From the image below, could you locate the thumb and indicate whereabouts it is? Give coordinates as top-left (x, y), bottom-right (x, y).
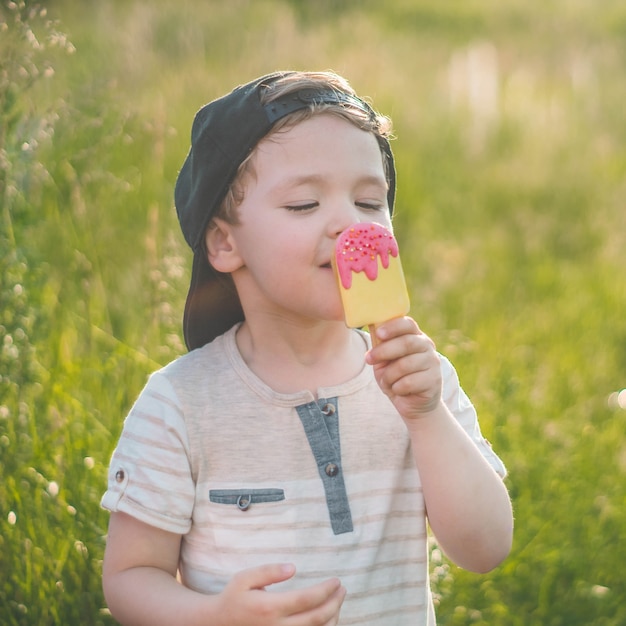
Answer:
top-left (235, 563), bottom-right (296, 591)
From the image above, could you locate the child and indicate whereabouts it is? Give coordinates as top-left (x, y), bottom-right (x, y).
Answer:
top-left (101, 70), bottom-right (513, 626)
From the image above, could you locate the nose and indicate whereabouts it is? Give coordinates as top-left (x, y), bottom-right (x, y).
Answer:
top-left (329, 202), bottom-right (364, 239)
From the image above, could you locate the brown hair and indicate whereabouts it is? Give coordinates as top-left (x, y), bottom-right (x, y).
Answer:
top-left (214, 71), bottom-right (393, 225)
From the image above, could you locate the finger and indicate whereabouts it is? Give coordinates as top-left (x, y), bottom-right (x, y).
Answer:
top-left (388, 365), bottom-right (442, 398)
top-left (280, 577), bottom-right (343, 619)
top-left (286, 582), bottom-right (346, 626)
top-left (233, 563), bottom-right (296, 591)
top-left (372, 317), bottom-right (428, 353)
top-left (373, 316), bottom-right (420, 342)
top-left (313, 584), bottom-right (347, 626)
top-left (368, 330), bottom-right (434, 367)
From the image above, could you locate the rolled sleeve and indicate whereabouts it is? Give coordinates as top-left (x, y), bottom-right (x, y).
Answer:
top-left (101, 372), bottom-right (195, 534)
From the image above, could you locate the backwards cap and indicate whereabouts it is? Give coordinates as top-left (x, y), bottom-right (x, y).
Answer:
top-left (175, 71), bottom-right (396, 350)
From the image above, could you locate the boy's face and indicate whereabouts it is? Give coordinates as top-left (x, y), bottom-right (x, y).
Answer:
top-left (219, 114), bottom-right (393, 325)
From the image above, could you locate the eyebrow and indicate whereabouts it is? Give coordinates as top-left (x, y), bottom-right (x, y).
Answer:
top-left (274, 173), bottom-right (388, 193)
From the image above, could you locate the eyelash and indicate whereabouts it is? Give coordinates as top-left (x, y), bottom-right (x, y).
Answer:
top-left (357, 202), bottom-right (384, 211)
top-left (285, 203), bottom-right (318, 212)
top-left (284, 202), bottom-right (384, 212)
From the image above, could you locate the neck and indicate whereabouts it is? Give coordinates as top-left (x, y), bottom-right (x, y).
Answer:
top-left (235, 319), bottom-right (366, 396)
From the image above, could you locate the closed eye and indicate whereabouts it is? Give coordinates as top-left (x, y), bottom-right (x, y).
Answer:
top-left (284, 202), bottom-right (318, 212)
top-left (356, 201), bottom-right (386, 211)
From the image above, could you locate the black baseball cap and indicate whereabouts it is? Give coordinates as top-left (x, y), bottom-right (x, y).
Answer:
top-left (174, 71), bottom-right (396, 350)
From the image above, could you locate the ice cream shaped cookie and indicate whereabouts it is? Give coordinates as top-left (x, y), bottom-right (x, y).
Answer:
top-left (333, 222), bottom-right (410, 329)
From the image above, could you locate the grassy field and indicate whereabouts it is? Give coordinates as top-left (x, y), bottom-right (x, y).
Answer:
top-left (1, 0), bottom-right (626, 624)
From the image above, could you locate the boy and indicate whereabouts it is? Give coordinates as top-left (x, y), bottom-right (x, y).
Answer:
top-left (101, 70), bottom-right (513, 626)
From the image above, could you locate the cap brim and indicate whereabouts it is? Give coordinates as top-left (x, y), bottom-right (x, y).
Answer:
top-left (183, 250), bottom-right (244, 351)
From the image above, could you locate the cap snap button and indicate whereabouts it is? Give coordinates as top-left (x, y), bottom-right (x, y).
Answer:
top-left (325, 463), bottom-right (339, 477)
top-left (115, 469), bottom-right (125, 483)
top-left (237, 495), bottom-right (251, 511)
top-left (321, 403), bottom-right (335, 416)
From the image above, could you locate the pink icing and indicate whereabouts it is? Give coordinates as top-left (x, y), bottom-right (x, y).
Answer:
top-left (335, 223), bottom-right (399, 289)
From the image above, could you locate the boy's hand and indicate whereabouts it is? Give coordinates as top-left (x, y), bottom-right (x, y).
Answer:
top-left (216, 563), bottom-right (346, 626)
top-left (103, 513), bottom-right (345, 625)
top-left (366, 316), bottom-right (442, 420)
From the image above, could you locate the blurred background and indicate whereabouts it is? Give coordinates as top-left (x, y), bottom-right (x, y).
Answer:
top-left (1, 0), bottom-right (625, 624)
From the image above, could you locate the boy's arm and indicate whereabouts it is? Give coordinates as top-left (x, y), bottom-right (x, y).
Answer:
top-left (103, 512), bottom-right (346, 626)
top-left (366, 317), bottom-right (514, 574)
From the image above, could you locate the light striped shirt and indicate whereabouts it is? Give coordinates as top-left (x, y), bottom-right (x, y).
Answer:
top-left (102, 325), bottom-right (505, 625)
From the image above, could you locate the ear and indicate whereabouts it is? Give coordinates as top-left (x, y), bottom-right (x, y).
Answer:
top-left (205, 218), bottom-right (244, 273)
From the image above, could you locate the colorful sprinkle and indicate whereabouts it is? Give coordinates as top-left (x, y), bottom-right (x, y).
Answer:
top-left (335, 223), bottom-right (399, 289)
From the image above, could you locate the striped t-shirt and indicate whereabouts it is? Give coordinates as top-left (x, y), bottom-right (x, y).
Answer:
top-left (102, 324), bottom-right (506, 625)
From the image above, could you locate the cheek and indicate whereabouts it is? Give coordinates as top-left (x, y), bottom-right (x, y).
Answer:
top-left (233, 212), bottom-right (317, 275)
top-left (241, 235), bottom-right (301, 278)
top-left (256, 229), bottom-right (311, 267)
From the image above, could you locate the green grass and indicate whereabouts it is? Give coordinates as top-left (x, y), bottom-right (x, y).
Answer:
top-left (1, 0), bottom-right (625, 623)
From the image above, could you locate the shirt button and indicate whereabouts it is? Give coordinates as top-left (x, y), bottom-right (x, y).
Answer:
top-left (237, 495), bottom-right (251, 511)
top-left (115, 469), bottom-right (125, 483)
top-left (321, 403), bottom-right (336, 416)
top-left (325, 463), bottom-right (339, 477)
